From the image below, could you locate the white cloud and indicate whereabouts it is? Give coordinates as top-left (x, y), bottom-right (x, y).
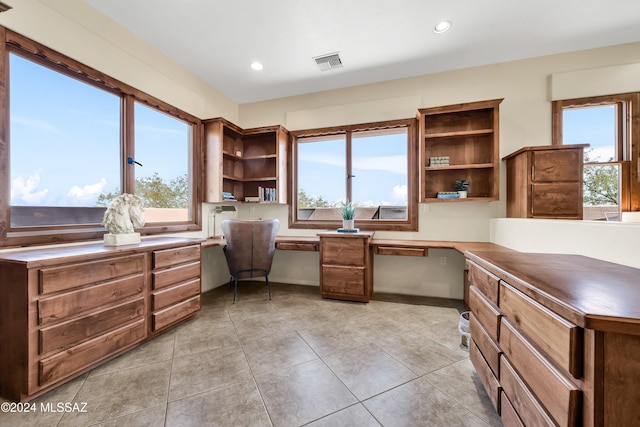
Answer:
top-left (391, 184), bottom-right (408, 201)
top-left (67, 178), bottom-right (107, 201)
top-left (354, 155), bottom-right (406, 174)
top-left (11, 171), bottom-right (48, 204)
top-left (10, 116), bottom-right (60, 134)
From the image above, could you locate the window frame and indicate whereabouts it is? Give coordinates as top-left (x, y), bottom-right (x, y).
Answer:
top-left (552, 93), bottom-right (640, 214)
top-left (0, 27), bottom-right (202, 248)
top-left (289, 118), bottom-right (418, 231)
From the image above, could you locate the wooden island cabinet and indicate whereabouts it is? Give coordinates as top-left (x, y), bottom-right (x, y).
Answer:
top-left (0, 236), bottom-right (203, 402)
top-left (466, 250), bottom-right (640, 427)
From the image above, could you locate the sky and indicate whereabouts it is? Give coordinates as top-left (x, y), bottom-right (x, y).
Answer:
top-left (10, 52), bottom-right (189, 208)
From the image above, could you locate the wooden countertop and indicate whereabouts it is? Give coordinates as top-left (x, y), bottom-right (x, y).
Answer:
top-left (465, 250), bottom-right (640, 335)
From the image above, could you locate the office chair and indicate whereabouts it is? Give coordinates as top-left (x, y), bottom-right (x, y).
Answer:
top-left (221, 218), bottom-right (280, 303)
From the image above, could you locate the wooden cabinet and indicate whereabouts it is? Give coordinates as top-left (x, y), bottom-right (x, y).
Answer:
top-left (417, 99), bottom-right (502, 202)
top-left (0, 237), bottom-right (202, 402)
top-left (318, 231), bottom-right (374, 302)
top-left (504, 144), bottom-right (588, 219)
top-left (203, 117), bottom-right (289, 204)
top-left (465, 250), bottom-right (640, 427)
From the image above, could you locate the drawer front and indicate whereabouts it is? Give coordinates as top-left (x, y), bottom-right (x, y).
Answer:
top-left (500, 282), bottom-right (582, 377)
top-left (276, 242), bottom-right (318, 251)
top-left (39, 298), bottom-right (144, 355)
top-left (500, 356), bottom-right (555, 427)
top-left (152, 261), bottom-right (201, 290)
top-left (374, 246), bottom-right (427, 257)
top-left (469, 286), bottom-right (501, 341)
top-left (39, 255), bottom-right (144, 294)
top-left (469, 341), bottom-right (501, 412)
top-left (153, 245), bottom-right (201, 269)
top-left (467, 260), bottom-right (499, 304)
top-left (321, 265), bottom-right (365, 296)
top-left (500, 391), bottom-right (525, 427)
top-left (470, 312), bottom-right (501, 378)
top-left (38, 274), bottom-right (144, 325)
top-left (39, 319), bottom-right (145, 386)
top-left (321, 238), bottom-right (366, 266)
top-left (152, 295), bottom-right (200, 332)
top-left (532, 149), bottom-right (582, 182)
top-left (531, 183), bottom-right (582, 218)
top-left (152, 278), bottom-right (201, 311)
top-left (499, 318), bottom-right (581, 426)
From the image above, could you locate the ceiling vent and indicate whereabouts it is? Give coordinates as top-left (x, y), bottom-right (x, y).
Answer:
top-left (314, 52), bottom-right (343, 71)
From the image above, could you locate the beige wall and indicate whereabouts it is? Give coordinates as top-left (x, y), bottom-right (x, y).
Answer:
top-left (2, 1), bottom-right (638, 296)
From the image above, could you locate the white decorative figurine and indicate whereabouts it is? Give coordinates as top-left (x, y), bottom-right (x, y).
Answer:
top-left (102, 193), bottom-right (145, 246)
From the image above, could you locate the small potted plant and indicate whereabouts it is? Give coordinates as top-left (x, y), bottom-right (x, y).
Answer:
top-left (455, 179), bottom-right (469, 198)
top-left (339, 201), bottom-right (357, 230)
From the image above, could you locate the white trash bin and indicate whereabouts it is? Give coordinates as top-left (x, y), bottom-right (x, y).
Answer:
top-left (458, 311), bottom-right (470, 349)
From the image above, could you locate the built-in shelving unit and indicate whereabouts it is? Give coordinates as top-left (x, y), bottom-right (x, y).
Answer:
top-left (204, 118), bottom-right (289, 203)
top-left (418, 99), bottom-right (503, 202)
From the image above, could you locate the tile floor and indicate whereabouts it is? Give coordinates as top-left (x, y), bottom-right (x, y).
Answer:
top-left (0, 282), bottom-right (502, 427)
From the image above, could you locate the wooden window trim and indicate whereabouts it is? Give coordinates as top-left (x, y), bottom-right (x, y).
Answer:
top-left (289, 118), bottom-right (418, 232)
top-left (0, 26), bottom-right (203, 248)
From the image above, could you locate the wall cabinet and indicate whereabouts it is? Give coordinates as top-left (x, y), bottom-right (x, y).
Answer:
top-left (418, 99), bottom-right (502, 202)
top-left (504, 144), bottom-right (588, 219)
top-left (466, 250), bottom-right (640, 427)
top-left (203, 117), bottom-right (289, 204)
top-left (318, 231), bottom-right (374, 302)
top-left (0, 237), bottom-right (202, 402)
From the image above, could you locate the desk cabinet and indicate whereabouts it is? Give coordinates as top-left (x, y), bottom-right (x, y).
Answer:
top-left (318, 231), bottom-right (374, 302)
top-left (466, 250), bottom-right (640, 427)
top-left (0, 237), bottom-right (202, 402)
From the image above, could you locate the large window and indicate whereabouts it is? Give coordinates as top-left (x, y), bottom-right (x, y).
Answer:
top-left (2, 29), bottom-right (201, 247)
top-left (291, 119), bottom-right (417, 231)
top-left (553, 93), bottom-right (640, 220)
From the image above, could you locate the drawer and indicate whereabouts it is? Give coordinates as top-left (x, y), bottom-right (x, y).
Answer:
top-left (153, 245), bottom-right (201, 269)
top-left (374, 246), bottom-right (427, 257)
top-left (469, 286), bottom-right (501, 341)
top-left (466, 260), bottom-right (499, 304)
top-left (499, 391), bottom-right (525, 427)
top-left (531, 183), bottom-right (582, 218)
top-left (152, 295), bottom-right (200, 332)
top-left (469, 312), bottom-right (501, 378)
top-left (152, 278), bottom-right (200, 311)
top-left (500, 356), bottom-right (555, 427)
top-left (321, 238), bottom-right (366, 266)
top-left (499, 318), bottom-right (581, 426)
top-left (39, 298), bottom-right (144, 355)
top-left (469, 341), bottom-right (501, 412)
top-left (532, 149), bottom-right (582, 182)
top-left (275, 241), bottom-right (318, 251)
top-left (321, 265), bottom-right (365, 296)
top-left (152, 261), bottom-right (201, 290)
top-left (500, 282), bottom-right (582, 377)
top-left (38, 274), bottom-right (144, 325)
top-left (39, 319), bottom-right (145, 386)
top-left (39, 255), bottom-right (144, 294)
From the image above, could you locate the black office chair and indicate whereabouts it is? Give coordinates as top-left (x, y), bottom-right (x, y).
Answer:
top-left (221, 219), bottom-right (280, 303)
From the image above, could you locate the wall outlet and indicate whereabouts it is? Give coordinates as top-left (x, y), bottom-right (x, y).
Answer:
top-left (440, 257), bottom-right (447, 266)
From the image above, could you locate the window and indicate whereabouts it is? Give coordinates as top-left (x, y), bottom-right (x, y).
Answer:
top-left (553, 93), bottom-right (640, 220)
top-left (291, 119), bottom-right (418, 231)
top-left (2, 30), bottom-right (201, 247)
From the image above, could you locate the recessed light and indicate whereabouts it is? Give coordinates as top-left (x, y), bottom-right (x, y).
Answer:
top-left (250, 61), bottom-right (263, 71)
top-left (434, 20), bottom-right (452, 34)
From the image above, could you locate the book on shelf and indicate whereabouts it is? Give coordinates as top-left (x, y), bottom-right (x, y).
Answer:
top-left (257, 186), bottom-right (277, 202)
top-left (437, 192), bottom-right (460, 199)
top-left (222, 191), bottom-right (237, 201)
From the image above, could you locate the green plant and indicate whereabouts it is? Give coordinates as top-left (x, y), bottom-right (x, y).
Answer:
top-left (455, 179), bottom-right (470, 191)
top-left (339, 201), bottom-right (356, 220)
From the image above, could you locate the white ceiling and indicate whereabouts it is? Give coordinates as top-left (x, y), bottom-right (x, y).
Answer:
top-left (85, 0), bottom-right (640, 104)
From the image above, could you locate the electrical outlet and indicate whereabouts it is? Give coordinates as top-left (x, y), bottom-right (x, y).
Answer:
top-left (440, 257), bottom-right (447, 266)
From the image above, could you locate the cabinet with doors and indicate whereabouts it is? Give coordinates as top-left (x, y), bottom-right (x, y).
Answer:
top-left (0, 236), bottom-right (202, 402)
top-left (465, 249), bottom-right (640, 427)
top-left (203, 117), bottom-right (289, 204)
top-left (318, 231), bottom-right (374, 302)
top-left (504, 144), bottom-right (588, 219)
top-left (417, 99), bottom-right (502, 202)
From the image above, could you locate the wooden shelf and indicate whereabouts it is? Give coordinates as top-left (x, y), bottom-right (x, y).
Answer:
top-left (425, 128), bottom-right (494, 139)
top-left (425, 163), bottom-right (493, 171)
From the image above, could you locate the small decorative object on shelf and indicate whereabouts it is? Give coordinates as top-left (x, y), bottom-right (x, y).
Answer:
top-left (102, 193), bottom-right (145, 246)
top-left (429, 156), bottom-right (450, 167)
top-left (455, 179), bottom-right (470, 198)
top-left (437, 192), bottom-right (460, 199)
top-left (339, 201), bottom-right (357, 230)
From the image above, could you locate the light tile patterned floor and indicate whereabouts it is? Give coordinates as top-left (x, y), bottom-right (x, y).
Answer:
top-left (0, 282), bottom-right (502, 427)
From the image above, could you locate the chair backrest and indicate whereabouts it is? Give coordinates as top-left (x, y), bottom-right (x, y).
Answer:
top-left (221, 219), bottom-right (280, 278)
